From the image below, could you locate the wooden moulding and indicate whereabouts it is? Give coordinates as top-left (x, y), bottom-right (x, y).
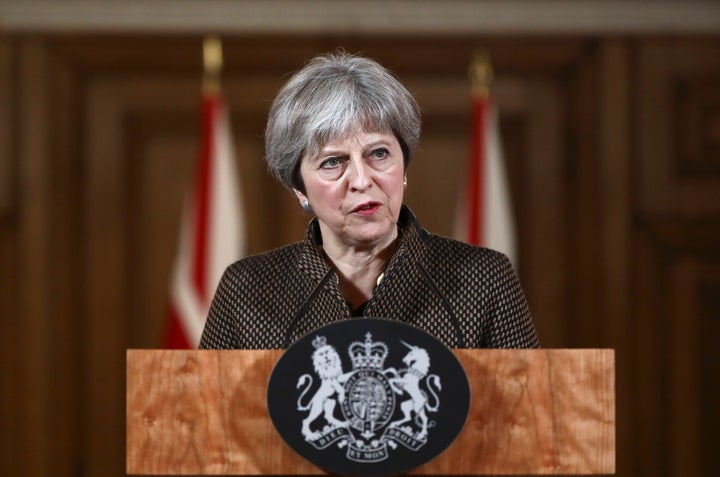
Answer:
top-left (126, 349), bottom-right (615, 475)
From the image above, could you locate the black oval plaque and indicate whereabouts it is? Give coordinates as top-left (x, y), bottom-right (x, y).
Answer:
top-left (267, 318), bottom-right (471, 476)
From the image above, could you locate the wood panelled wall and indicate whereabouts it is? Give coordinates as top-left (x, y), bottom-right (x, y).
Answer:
top-left (0, 34), bottom-right (718, 477)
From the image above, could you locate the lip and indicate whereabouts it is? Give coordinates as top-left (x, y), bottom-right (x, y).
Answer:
top-left (351, 201), bottom-right (381, 214)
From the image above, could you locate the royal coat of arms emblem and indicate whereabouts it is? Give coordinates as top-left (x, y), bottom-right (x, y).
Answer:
top-left (267, 318), bottom-right (470, 477)
top-left (296, 332), bottom-right (443, 462)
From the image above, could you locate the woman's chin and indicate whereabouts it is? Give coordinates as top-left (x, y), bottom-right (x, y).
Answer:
top-left (343, 224), bottom-right (397, 248)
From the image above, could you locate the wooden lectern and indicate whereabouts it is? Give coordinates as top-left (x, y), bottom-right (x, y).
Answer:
top-left (127, 349), bottom-right (614, 475)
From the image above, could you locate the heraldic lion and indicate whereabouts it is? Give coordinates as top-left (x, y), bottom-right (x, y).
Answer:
top-left (296, 338), bottom-right (351, 440)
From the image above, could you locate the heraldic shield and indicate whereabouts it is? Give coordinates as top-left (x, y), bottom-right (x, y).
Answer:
top-left (267, 318), bottom-right (471, 477)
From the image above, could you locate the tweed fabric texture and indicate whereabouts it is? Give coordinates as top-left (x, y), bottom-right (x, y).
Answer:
top-left (199, 206), bottom-right (539, 349)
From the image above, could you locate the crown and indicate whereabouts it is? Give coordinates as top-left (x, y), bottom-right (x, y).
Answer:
top-left (349, 333), bottom-right (388, 370)
top-left (312, 335), bottom-right (328, 349)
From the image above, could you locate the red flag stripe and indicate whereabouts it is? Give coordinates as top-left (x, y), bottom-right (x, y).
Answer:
top-left (466, 96), bottom-right (489, 245)
top-left (192, 96), bottom-right (217, 302)
top-left (456, 91), bottom-right (517, 264)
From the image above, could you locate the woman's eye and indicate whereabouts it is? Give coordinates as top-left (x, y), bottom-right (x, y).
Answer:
top-left (320, 157), bottom-right (341, 169)
top-left (371, 148), bottom-right (389, 159)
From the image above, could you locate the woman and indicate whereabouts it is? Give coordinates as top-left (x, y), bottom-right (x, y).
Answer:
top-left (200, 51), bottom-right (539, 350)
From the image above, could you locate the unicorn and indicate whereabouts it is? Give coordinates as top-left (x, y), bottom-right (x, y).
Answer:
top-left (387, 341), bottom-right (442, 440)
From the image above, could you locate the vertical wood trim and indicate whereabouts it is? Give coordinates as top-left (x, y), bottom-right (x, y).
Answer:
top-left (598, 42), bottom-right (632, 355)
top-left (669, 259), bottom-right (701, 477)
top-left (0, 36), bottom-right (11, 217)
top-left (0, 32), bottom-right (17, 477)
top-left (84, 79), bottom-right (129, 476)
top-left (634, 231), bottom-right (664, 476)
top-left (524, 80), bottom-right (567, 346)
top-left (47, 48), bottom-right (83, 477)
top-left (17, 39), bottom-right (51, 477)
top-left (598, 39), bottom-right (632, 477)
top-left (571, 47), bottom-right (602, 345)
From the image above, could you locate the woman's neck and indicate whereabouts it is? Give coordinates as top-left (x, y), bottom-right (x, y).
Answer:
top-left (321, 232), bottom-right (398, 310)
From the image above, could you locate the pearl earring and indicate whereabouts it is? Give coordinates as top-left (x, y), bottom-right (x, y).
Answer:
top-left (301, 200), bottom-right (314, 214)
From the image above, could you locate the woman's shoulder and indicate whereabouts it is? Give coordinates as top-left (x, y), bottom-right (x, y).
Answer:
top-left (401, 206), bottom-right (510, 269)
top-left (425, 233), bottom-right (512, 273)
top-left (224, 241), bottom-right (304, 278)
top-left (422, 232), bottom-right (511, 267)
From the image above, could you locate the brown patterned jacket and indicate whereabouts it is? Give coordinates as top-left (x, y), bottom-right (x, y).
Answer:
top-left (199, 206), bottom-right (539, 349)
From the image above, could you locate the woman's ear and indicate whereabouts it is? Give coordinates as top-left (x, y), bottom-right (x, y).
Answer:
top-left (293, 189), bottom-right (314, 215)
top-left (292, 188), bottom-right (307, 205)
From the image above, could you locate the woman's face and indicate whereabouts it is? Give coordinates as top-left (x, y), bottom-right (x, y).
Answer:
top-left (295, 130), bottom-right (405, 250)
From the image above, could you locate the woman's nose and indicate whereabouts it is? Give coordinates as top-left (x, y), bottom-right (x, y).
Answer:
top-left (348, 158), bottom-right (372, 191)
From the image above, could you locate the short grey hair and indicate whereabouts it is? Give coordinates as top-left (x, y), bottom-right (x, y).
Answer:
top-left (265, 51), bottom-right (421, 192)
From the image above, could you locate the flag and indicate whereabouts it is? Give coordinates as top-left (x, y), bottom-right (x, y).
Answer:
top-left (456, 89), bottom-right (517, 265)
top-left (163, 93), bottom-right (245, 348)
